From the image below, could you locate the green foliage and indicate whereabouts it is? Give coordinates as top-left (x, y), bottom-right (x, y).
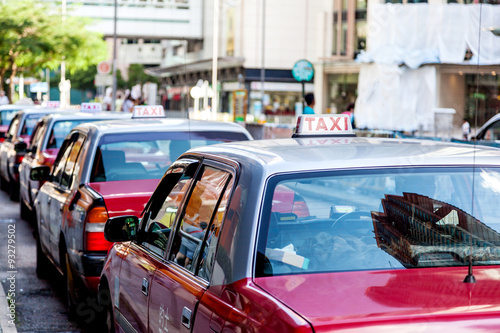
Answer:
top-left (127, 64), bottom-right (159, 86)
top-left (0, 0), bottom-right (108, 82)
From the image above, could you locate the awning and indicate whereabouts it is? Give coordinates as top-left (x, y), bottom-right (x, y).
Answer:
top-left (145, 57), bottom-right (245, 78)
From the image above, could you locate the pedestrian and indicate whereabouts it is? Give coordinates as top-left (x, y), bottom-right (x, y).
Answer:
top-left (0, 90), bottom-right (9, 105)
top-left (122, 93), bottom-right (135, 113)
top-left (115, 92), bottom-right (124, 111)
top-left (462, 119), bottom-right (471, 141)
top-left (342, 103), bottom-right (356, 128)
top-left (303, 93), bottom-right (315, 114)
top-left (102, 87), bottom-right (113, 111)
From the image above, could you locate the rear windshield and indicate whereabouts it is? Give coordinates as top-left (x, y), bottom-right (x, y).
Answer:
top-left (48, 119), bottom-right (104, 149)
top-left (0, 110), bottom-right (18, 126)
top-left (20, 114), bottom-right (45, 136)
top-left (90, 131), bottom-right (248, 182)
top-left (256, 167), bottom-right (500, 277)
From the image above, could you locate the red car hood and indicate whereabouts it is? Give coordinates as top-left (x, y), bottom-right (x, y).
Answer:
top-left (255, 266), bottom-right (500, 332)
top-left (88, 179), bottom-right (159, 217)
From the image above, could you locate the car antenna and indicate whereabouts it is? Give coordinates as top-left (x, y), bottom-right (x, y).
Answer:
top-left (463, 4), bottom-right (483, 284)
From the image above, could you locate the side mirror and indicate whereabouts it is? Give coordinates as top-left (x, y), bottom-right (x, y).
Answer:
top-left (104, 215), bottom-right (139, 242)
top-left (30, 165), bottom-right (51, 181)
top-left (14, 141), bottom-right (27, 152)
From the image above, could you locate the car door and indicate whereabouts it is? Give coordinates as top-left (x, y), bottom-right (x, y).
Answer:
top-left (20, 120), bottom-right (45, 206)
top-left (148, 161), bottom-right (235, 333)
top-left (37, 136), bottom-right (74, 263)
top-left (116, 160), bottom-right (199, 333)
top-left (0, 114), bottom-right (19, 181)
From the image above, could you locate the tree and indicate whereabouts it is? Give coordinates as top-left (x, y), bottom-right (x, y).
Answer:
top-left (0, 0), bottom-right (108, 102)
top-left (127, 64), bottom-right (159, 87)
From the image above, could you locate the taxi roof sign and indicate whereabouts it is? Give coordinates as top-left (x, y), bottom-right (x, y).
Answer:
top-left (132, 105), bottom-right (165, 118)
top-left (81, 103), bottom-right (103, 112)
top-left (293, 115), bottom-right (355, 138)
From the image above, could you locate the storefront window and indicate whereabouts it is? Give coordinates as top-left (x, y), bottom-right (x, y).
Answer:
top-left (326, 73), bottom-right (359, 114)
top-left (465, 74), bottom-right (500, 126)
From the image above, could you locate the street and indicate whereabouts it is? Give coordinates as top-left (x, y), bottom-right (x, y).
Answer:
top-left (0, 189), bottom-right (84, 332)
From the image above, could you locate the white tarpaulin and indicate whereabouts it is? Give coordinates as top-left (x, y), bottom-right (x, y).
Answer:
top-left (357, 3), bottom-right (500, 68)
top-left (354, 3), bottom-right (500, 131)
top-left (355, 64), bottom-right (436, 132)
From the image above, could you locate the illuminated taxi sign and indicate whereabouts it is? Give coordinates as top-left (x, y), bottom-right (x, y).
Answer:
top-left (45, 101), bottom-right (60, 108)
top-left (292, 115), bottom-right (355, 138)
top-left (132, 105), bottom-right (165, 118)
top-left (81, 103), bottom-right (103, 112)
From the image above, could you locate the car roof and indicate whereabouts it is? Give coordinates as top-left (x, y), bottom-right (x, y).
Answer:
top-left (39, 111), bottom-right (130, 123)
top-left (187, 137), bottom-right (500, 174)
top-left (73, 118), bottom-right (253, 137)
top-left (0, 104), bottom-right (32, 111)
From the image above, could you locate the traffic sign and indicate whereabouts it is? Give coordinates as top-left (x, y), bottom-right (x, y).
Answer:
top-left (292, 59), bottom-right (314, 82)
top-left (94, 74), bottom-right (113, 87)
top-left (97, 61), bottom-right (111, 75)
top-left (30, 82), bottom-right (48, 93)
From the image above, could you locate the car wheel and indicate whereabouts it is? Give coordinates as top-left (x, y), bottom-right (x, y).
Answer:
top-left (63, 252), bottom-right (79, 320)
top-left (99, 287), bottom-right (115, 333)
top-left (0, 176), bottom-right (8, 191)
top-left (8, 178), bottom-right (19, 201)
top-left (20, 198), bottom-right (30, 221)
top-left (36, 236), bottom-right (51, 279)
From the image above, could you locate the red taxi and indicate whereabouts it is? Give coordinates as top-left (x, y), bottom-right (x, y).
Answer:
top-left (0, 104), bottom-right (31, 143)
top-left (19, 107), bottom-right (130, 221)
top-left (101, 114), bottom-right (500, 332)
top-left (30, 106), bottom-right (253, 318)
top-left (0, 107), bottom-right (65, 200)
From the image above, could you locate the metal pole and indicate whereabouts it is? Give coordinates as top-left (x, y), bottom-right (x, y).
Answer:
top-left (111, 0), bottom-right (118, 111)
top-left (46, 68), bottom-right (50, 101)
top-left (60, 0), bottom-right (67, 108)
top-left (212, 0), bottom-right (220, 119)
top-left (260, 0), bottom-right (265, 117)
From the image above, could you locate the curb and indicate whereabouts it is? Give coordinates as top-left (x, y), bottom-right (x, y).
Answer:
top-left (0, 280), bottom-right (16, 333)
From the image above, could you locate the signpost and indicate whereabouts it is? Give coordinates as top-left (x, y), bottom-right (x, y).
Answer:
top-left (292, 59), bottom-right (315, 106)
top-left (97, 61), bottom-right (111, 75)
top-left (232, 89), bottom-right (248, 122)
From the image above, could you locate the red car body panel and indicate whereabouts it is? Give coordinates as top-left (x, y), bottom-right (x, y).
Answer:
top-left (88, 179), bottom-right (159, 217)
top-left (255, 266), bottom-right (500, 331)
top-left (0, 124), bottom-right (7, 143)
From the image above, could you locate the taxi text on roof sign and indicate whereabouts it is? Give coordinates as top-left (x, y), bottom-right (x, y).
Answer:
top-left (132, 105), bottom-right (165, 118)
top-left (81, 103), bottom-right (103, 112)
top-left (293, 114), bottom-right (355, 138)
top-left (45, 101), bottom-right (60, 108)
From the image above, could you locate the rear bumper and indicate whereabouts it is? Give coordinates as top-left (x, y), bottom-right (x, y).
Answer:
top-left (78, 252), bottom-right (107, 293)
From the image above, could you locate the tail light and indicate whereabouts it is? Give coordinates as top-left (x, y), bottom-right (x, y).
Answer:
top-left (15, 154), bottom-right (24, 164)
top-left (85, 206), bottom-right (113, 251)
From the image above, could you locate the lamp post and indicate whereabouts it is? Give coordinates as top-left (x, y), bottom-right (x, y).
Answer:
top-left (212, 0), bottom-right (220, 119)
top-left (111, 0), bottom-right (118, 112)
top-left (59, 0), bottom-right (70, 108)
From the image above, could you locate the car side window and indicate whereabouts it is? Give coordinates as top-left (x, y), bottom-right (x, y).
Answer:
top-left (483, 121), bottom-right (500, 141)
top-left (61, 134), bottom-right (86, 189)
top-left (169, 165), bottom-right (232, 276)
top-left (52, 135), bottom-right (76, 185)
top-left (197, 177), bottom-right (234, 281)
top-left (6, 117), bottom-right (19, 141)
top-left (29, 121), bottom-right (45, 154)
top-left (139, 165), bottom-right (197, 257)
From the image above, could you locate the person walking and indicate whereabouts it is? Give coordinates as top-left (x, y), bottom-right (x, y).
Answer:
top-left (0, 91), bottom-right (9, 105)
top-left (462, 119), bottom-right (471, 141)
top-left (303, 93), bottom-right (315, 114)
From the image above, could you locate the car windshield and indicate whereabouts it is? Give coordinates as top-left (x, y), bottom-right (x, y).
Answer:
top-left (0, 110), bottom-right (17, 126)
top-left (90, 131), bottom-right (248, 182)
top-left (257, 167), bottom-right (500, 277)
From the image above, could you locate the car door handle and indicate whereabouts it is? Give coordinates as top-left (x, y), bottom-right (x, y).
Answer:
top-left (47, 197), bottom-right (51, 204)
top-left (182, 307), bottom-right (192, 329)
top-left (141, 278), bottom-right (148, 296)
top-left (59, 203), bottom-right (64, 213)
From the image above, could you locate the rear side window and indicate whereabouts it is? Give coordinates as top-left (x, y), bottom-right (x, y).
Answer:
top-left (0, 110), bottom-right (17, 126)
top-left (47, 120), bottom-right (88, 149)
top-left (21, 114), bottom-right (44, 136)
top-left (89, 131), bottom-right (248, 183)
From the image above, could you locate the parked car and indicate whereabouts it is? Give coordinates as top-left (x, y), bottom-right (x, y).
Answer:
top-left (31, 108), bottom-right (253, 318)
top-left (102, 114), bottom-right (500, 332)
top-left (19, 110), bottom-right (130, 221)
top-left (0, 104), bottom-right (32, 144)
top-left (0, 108), bottom-right (66, 200)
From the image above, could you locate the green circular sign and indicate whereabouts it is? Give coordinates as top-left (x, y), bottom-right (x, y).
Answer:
top-left (292, 59), bottom-right (314, 82)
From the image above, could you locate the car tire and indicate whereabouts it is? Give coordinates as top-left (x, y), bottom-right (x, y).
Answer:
top-left (20, 198), bottom-right (30, 221)
top-left (63, 251), bottom-right (78, 320)
top-left (36, 236), bottom-right (51, 279)
top-left (0, 175), bottom-right (8, 191)
top-left (8, 178), bottom-right (19, 202)
top-left (99, 287), bottom-right (115, 333)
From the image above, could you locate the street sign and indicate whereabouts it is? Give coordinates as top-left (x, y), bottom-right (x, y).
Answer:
top-left (30, 82), bottom-right (48, 93)
top-left (232, 89), bottom-right (247, 122)
top-left (97, 61), bottom-right (111, 75)
top-left (94, 74), bottom-right (113, 87)
top-left (292, 59), bottom-right (314, 82)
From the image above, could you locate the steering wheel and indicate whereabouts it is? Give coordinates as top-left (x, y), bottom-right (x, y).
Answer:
top-left (331, 211), bottom-right (373, 230)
